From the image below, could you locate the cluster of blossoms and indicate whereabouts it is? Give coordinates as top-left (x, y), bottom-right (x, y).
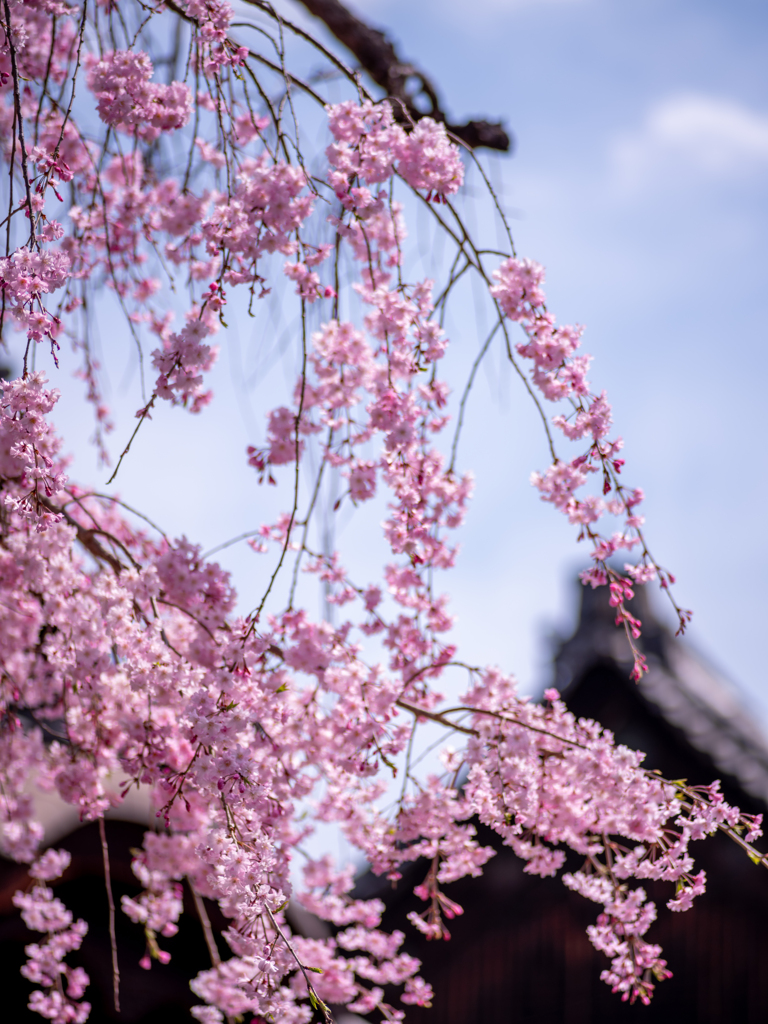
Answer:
top-left (0, 371), bottom-right (65, 529)
top-left (86, 50), bottom-right (193, 142)
top-left (490, 256), bottom-right (690, 678)
top-left (0, 247), bottom-right (69, 347)
top-left (326, 100), bottom-right (465, 203)
top-left (0, 1), bottom-right (760, 1021)
top-left (461, 681), bottom-right (762, 1003)
top-left (13, 850), bottom-right (90, 1023)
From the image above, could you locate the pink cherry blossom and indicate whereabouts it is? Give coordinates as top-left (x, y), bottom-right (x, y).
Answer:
top-left (0, 3), bottom-right (753, 1020)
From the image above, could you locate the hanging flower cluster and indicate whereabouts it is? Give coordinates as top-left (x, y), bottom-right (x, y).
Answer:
top-left (13, 850), bottom-right (90, 1024)
top-left (490, 256), bottom-right (689, 678)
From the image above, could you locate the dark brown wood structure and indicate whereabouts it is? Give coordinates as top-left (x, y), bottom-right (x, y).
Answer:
top-left (3, 582), bottom-right (768, 1022)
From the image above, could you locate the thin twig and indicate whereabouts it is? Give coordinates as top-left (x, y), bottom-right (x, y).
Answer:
top-left (264, 904), bottom-right (333, 1023)
top-left (449, 318), bottom-right (502, 472)
top-left (293, 0), bottom-right (511, 150)
top-left (3, 0), bottom-right (38, 249)
top-left (98, 817), bottom-right (121, 1015)
top-left (191, 886), bottom-right (221, 965)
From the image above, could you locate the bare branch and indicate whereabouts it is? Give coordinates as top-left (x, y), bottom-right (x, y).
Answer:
top-left (294, 0), bottom-right (512, 151)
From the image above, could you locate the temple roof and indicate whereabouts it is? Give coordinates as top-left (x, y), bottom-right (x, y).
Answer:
top-left (553, 582), bottom-right (768, 806)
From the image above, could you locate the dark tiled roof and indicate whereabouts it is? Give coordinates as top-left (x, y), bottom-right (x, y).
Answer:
top-left (553, 582), bottom-right (768, 805)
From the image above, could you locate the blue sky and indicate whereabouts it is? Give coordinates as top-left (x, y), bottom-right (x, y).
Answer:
top-left (327, 0), bottom-right (768, 713)
top-left (25, 0), bottom-right (768, 726)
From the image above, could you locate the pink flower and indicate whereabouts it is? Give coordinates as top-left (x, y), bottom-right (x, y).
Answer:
top-left (87, 50), bottom-right (192, 141)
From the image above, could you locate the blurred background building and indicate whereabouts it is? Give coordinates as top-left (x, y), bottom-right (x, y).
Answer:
top-left (354, 583), bottom-right (768, 1024)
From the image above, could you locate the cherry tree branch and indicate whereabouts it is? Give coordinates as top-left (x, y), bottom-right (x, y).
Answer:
top-left (98, 817), bottom-right (121, 1015)
top-left (292, 0), bottom-right (512, 151)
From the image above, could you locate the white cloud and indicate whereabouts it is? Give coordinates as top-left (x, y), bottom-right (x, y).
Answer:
top-left (611, 93), bottom-right (768, 192)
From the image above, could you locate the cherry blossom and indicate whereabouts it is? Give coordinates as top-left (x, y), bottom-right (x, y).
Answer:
top-left (0, 1), bottom-right (758, 1020)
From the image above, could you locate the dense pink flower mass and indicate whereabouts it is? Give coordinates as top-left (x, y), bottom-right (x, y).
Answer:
top-left (86, 50), bottom-right (192, 142)
top-left (0, 2), bottom-right (760, 1021)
